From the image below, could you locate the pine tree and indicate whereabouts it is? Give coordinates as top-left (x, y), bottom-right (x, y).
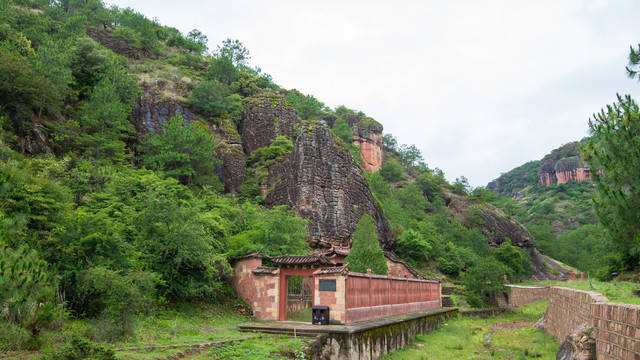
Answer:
top-left (582, 94), bottom-right (640, 268)
top-left (345, 214), bottom-right (388, 275)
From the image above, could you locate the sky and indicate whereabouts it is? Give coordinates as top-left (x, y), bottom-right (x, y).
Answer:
top-left (108, 0), bottom-right (640, 187)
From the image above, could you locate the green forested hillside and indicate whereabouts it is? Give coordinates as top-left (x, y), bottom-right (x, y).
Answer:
top-left (0, 0), bottom-right (590, 356)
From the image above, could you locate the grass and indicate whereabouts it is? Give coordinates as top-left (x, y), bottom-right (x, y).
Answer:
top-left (518, 279), bottom-right (640, 304)
top-left (3, 301), bottom-right (309, 360)
top-left (380, 301), bottom-right (559, 360)
top-left (287, 307), bottom-right (313, 323)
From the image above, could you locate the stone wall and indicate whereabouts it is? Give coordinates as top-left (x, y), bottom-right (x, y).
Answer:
top-left (545, 287), bottom-right (606, 342)
top-left (507, 285), bottom-right (550, 308)
top-left (592, 302), bottom-right (640, 360)
top-left (314, 272), bottom-right (347, 324)
top-left (504, 285), bottom-right (640, 359)
top-left (306, 308), bottom-right (457, 360)
top-left (230, 256), bottom-right (280, 321)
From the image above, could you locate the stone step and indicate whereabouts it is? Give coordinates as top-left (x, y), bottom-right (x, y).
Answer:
top-left (442, 296), bottom-right (454, 307)
top-left (238, 324), bottom-right (329, 338)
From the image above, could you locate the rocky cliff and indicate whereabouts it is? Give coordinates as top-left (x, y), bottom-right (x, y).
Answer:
top-left (235, 93), bottom-right (394, 249)
top-left (241, 91), bottom-right (298, 155)
top-left (538, 156), bottom-right (593, 186)
top-left (339, 114), bottom-right (384, 173)
top-left (263, 120), bottom-right (395, 249)
top-left (446, 191), bottom-right (569, 280)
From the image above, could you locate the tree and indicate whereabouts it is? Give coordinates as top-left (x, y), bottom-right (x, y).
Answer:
top-left (189, 80), bottom-right (228, 116)
top-left (142, 115), bottom-right (220, 188)
top-left (345, 214), bottom-right (388, 275)
top-left (395, 229), bottom-right (431, 263)
top-left (0, 237), bottom-right (62, 344)
top-left (225, 205), bottom-right (309, 258)
top-left (331, 118), bottom-right (353, 143)
top-left (582, 94), bottom-right (640, 268)
top-left (627, 44), bottom-right (640, 80)
top-left (213, 38), bottom-right (250, 70)
top-left (398, 144), bottom-right (423, 166)
top-left (379, 158), bottom-right (404, 182)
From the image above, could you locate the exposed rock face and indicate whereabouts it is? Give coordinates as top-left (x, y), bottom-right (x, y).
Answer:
top-left (447, 192), bottom-right (568, 280)
top-left (341, 114), bottom-right (384, 173)
top-left (132, 90), bottom-right (195, 138)
top-left (265, 120), bottom-right (395, 249)
top-left (241, 91), bottom-right (298, 155)
top-left (556, 324), bottom-right (596, 360)
top-left (538, 156), bottom-right (594, 186)
top-left (213, 118), bottom-right (246, 193)
top-left (87, 27), bottom-right (150, 59)
top-left (352, 120), bottom-right (383, 173)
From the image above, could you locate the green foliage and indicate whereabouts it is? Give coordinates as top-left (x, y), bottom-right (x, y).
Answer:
top-left (382, 133), bottom-right (397, 150)
top-left (345, 214), bottom-right (388, 275)
top-left (214, 38), bottom-right (251, 70)
top-left (493, 239), bottom-right (532, 280)
top-left (226, 205), bottom-right (309, 258)
top-left (395, 229), bottom-right (431, 263)
top-left (452, 176), bottom-right (471, 195)
top-left (78, 267), bottom-right (159, 339)
top-left (0, 237), bottom-right (62, 344)
top-left (461, 260), bottom-right (510, 308)
top-left (189, 80), bottom-right (229, 117)
top-left (398, 144), bottom-right (423, 166)
top-left (285, 90), bottom-right (325, 120)
top-left (469, 187), bottom-right (496, 202)
top-left (583, 94), bottom-right (640, 269)
top-left (142, 115), bottom-right (221, 188)
top-left (331, 118), bottom-right (353, 143)
top-left (41, 336), bottom-right (116, 360)
top-left (250, 136), bottom-right (293, 164)
top-left (380, 158), bottom-right (404, 182)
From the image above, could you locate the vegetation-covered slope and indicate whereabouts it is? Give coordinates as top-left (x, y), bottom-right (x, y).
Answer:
top-left (0, 0), bottom-right (570, 354)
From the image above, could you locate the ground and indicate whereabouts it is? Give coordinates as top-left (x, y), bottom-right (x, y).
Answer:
top-left (380, 301), bottom-right (559, 360)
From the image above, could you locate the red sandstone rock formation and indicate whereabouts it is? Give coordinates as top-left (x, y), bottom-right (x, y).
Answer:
top-left (352, 123), bottom-right (383, 173)
top-left (538, 157), bottom-right (593, 186)
top-left (340, 114), bottom-right (384, 173)
top-left (263, 120), bottom-right (395, 250)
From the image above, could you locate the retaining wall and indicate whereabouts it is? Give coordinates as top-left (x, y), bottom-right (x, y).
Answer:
top-left (506, 285), bottom-right (640, 359)
top-left (307, 308), bottom-right (457, 360)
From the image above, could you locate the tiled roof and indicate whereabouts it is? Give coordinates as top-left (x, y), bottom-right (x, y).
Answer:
top-left (269, 254), bottom-right (334, 266)
top-left (383, 250), bottom-right (424, 279)
top-left (314, 264), bottom-right (349, 275)
top-left (230, 251), bottom-right (263, 262)
top-left (324, 245), bottom-right (350, 257)
top-left (252, 266), bottom-right (278, 275)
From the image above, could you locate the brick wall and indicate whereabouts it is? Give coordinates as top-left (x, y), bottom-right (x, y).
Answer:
top-left (592, 302), bottom-right (640, 359)
top-left (507, 285), bottom-right (550, 308)
top-left (504, 285), bottom-right (640, 359)
top-left (545, 287), bottom-right (605, 342)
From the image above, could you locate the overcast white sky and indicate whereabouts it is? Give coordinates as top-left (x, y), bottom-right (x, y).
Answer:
top-left (108, 0), bottom-right (640, 187)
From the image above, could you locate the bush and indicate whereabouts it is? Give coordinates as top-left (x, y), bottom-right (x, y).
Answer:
top-left (380, 158), bottom-right (404, 182)
top-left (0, 323), bottom-right (30, 352)
top-left (41, 336), bottom-right (116, 360)
top-left (395, 229), bottom-right (431, 263)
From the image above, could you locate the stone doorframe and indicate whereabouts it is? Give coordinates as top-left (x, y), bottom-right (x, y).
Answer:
top-left (278, 267), bottom-right (317, 321)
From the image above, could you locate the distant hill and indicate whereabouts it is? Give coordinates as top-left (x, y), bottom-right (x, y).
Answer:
top-left (484, 140), bottom-right (613, 277)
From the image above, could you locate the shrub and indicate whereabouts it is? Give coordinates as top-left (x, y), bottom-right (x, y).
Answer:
top-left (380, 158), bottom-right (404, 182)
top-left (41, 336), bottom-right (116, 360)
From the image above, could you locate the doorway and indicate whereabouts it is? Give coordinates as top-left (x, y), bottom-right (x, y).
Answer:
top-left (286, 276), bottom-right (313, 322)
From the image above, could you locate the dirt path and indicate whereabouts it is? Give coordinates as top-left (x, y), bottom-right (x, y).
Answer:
top-left (488, 321), bottom-right (535, 330)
